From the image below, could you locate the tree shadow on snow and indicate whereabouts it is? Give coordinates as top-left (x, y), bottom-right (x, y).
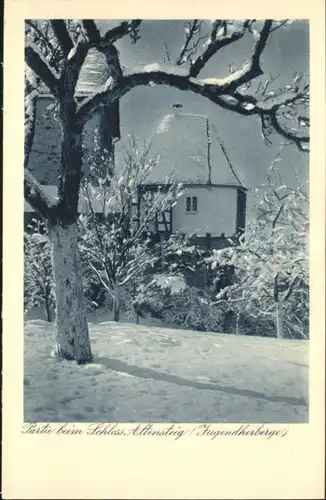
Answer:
top-left (96, 356), bottom-right (307, 407)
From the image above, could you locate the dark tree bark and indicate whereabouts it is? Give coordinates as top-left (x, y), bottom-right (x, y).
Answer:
top-left (49, 118), bottom-right (93, 363)
top-left (25, 24), bottom-right (94, 363)
top-left (24, 78), bottom-right (38, 169)
top-left (49, 221), bottom-right (92, 363)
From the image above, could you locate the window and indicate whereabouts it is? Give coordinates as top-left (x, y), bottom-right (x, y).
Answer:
top-left (186, 196), bottom-right (198, 213)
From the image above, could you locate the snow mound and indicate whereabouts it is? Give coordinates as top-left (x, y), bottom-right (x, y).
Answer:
top-left (24, 319), bottom-right (309, 423)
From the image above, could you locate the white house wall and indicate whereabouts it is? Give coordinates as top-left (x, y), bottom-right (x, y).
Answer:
top-left (173, 186), bottom-right (237, 237)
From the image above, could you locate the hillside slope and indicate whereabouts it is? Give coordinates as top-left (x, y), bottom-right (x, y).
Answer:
top-left (24, 319), bottom-right (308, 423)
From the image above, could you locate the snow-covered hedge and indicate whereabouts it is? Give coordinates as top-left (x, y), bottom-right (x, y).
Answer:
top-left (205, 157), bottom-right (309, 340)
top-left (24, 218), bottom-right (55, 322)
top-left (133, 274), bottom-right (227, 332)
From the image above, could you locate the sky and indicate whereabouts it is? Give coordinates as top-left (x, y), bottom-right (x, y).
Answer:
top-left (80, 20), bottom-right (309, 205)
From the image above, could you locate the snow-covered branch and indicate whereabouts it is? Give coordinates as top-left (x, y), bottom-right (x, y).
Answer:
top-left (81, 20), bottom-right (101, 43)
top-left (219, 81), bottom-right (309, 151)
top-left (81, 19), bottom-right (142, 51)
top-left (25, 20), bottom-right (65, 74)
top-left (189, 20), bottom-right (253, 77)
top-left (268, 111), bottom-right (309, 152)
top-left (76, 48), bottom-right (308, 157)
top-left (79, 134), bottom-right (187, 319)
top-left (24, 71), bottom-right (39, 169)
top-left (101, 20), bottom-right (142, 46)
top-left (75, 63), bottom-right (262, 124)
top-left (59, 19), bottom-right (308, 151)
top-left (282, 274), bottom-right (300, 302)
top-left (50, 20), bottom-right (74, 57)
top-left (24, 170), bottom-right (58, 223)
top-left (176, 20), bottom-right (205, 66)
top-left (208, 158), bottom-right (309, 338)
top-left (25, 42), bottom-right (60, 96)
top-left (59, 39), bottom-right (90, 97)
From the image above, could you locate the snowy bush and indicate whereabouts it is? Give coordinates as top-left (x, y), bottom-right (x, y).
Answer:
top-left (206, 157), bottom-right (309, 339)
top-left (133, 274), bottom-right (226, 332)
top-left (80, 257), bottom-right (108, 312)
top-left (162, 287), bottom-right (226, 332)
top-left (79, 133), bottom-right (186, 321)
top-left (24, 218), bottom-right (110, 320)
top-left (24, 218), bottom-right (55, 322)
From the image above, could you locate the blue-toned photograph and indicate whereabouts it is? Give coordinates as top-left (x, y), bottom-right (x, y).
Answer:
top-left (24, 19), bottom-right (309, 423)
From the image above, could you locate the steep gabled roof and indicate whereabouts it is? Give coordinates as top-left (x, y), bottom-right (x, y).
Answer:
top-left (144, 107), bottom-right (245, 187)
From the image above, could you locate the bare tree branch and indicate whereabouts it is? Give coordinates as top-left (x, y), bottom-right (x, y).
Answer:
top-left (59, 39), bottom-right (90, 96)
top-left (252, 21), bottom-right (273, 65)
top-left (81, 185), bottom-right (116, 287)
top-left (75, 65), bottom-right (258, 122)
top-left (25, 42), bottom-right (60, 96)
top-left (25, 16), bottom-right (309, 229)
top-left (298, 115), bottom-right (310, 126)
top-left (270, 20), bottom-right (289, 33)
top-left (31, 24), bottom-right (65, 73)
top-left (283, 274), bottom-right (299, 302)
top-left (268, 112), bottom-right (309, 151)
top-left (163, 41), bottom-right (172, 63)
top-left (210, 20), bottom-right (223, 41)
top-left (75, 67), bottom-right (256, 124)
top-left (50, 20), bottom-right (74, 57)
top-left (76, 57), bottom-right (309, 156)
top-left (81, 20), bottom-right (101, 43)
top-left (176, 20), bottom-right (202, 65)
top-left (101, 20), bottom-right (142, 46)
top-left (24, 74), bottom-right (39, 169)
top-left (26, 20), bottom-right (57, 57)
top-left (24, 170), bottom-right (58, 223)
top-left (27, 18), bottom-right (308, 154)
top-left (223, 83), bottom-right (310, 150)
top-left (189, 20), bottom-right (252, 77)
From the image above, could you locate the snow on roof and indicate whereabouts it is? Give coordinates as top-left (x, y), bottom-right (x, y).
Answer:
top-left (143, 108), bottom-right (244, 186)
top-left (76, 49), bottom-right (110, 94)
top-left (36, 49), bottom-right (109, 96)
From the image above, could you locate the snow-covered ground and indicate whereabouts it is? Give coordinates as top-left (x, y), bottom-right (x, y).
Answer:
top-left (24, 314), bottom-right (309, 423)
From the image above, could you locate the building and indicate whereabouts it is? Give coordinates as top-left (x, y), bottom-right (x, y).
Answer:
top-left (24, 49), bottom-right (121, 217)
top-left (25, 50), bottom-right (247, 249)
top-left (137, 103), bottom-right (247, 250)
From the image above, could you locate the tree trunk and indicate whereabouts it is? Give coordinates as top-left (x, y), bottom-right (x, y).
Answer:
top-left (113, 287), bottom-right (121, 322)
top-left (223, 310), bottom-right (234, 333)
top-left (49, 222), bottom-right (93, 364)
top-left (235, 311), bottom-right (240, 335)
top-left (24, 75), bottom-right (38, 169)
top-left (44, 288), bottom-right (52, 323)
top-left (275, 301), bottom-right (284, 339)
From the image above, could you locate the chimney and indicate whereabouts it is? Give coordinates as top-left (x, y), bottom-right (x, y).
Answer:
top-left (172, 103), bottom-right (183, 117)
